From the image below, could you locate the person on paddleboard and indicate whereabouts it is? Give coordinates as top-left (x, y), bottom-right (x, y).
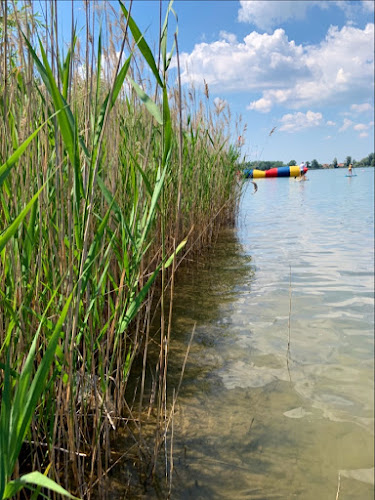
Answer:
top-left (348, 163), bottom-right (353, 175)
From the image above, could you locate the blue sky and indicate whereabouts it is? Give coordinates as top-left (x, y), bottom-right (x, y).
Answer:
top-left (54, 0), bottom-right (374, 165)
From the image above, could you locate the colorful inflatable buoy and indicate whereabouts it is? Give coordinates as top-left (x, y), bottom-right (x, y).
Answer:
top-left (244, 166), bottom-right (308, 179)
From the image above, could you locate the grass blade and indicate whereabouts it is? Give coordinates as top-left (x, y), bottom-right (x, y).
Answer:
top-left (3, 471), bottom-right (79, 500)
top-left (128, 77), bottom-right (162, 125)
top-left (118, 1), bottom-right (163, 87)
top-left (9, 294), bottom-right (73, 472)
top-left (0, 186), bottom-right (44, 254)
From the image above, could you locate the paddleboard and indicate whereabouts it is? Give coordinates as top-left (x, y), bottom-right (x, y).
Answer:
top-left (345, 174), bottom-right (357, 177)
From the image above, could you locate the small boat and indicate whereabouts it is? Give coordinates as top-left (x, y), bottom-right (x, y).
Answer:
top-left (244, 166), bottom-right (308, 179)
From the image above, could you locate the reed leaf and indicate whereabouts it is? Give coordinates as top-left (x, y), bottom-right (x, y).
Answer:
top-left (80, 201), bottom-right (114, 294)
top-left (24, 35), bottom-right (74, 160)
top-left (0, 351), bottom-right (11, 498)
top-left (118, 1), bottom-right (163, 87)
top-left (0, 186), bottom-right (44, 254)
top-left (0, 120), bottom-right (51, 187)
top-left (161, 1), bottom-right (176, 71)
top-left (0, 290), bottom-right (73, 498)
top-left (22, 34), bottom-right (83, 191)
top-left (138, 164), bottom-right (167, 252)
top-left (10, 294), bottom-right (72, 470)
top-left (118, 264), bottom-right (162, 334)
top-left (93, 54), bottom-right (132, 151)
top-left (61, 31), bottom-right (77, 100)
top-left (162, 84), bottom-right (172, 165)
top-left (165, 238), bottom-right (187, 268)
top-left (3, 471), bottom-right (79, 499)
top-left (23, 194), bottom-right (38, 271)
top-left (128, 77), bottom-right (163, 125)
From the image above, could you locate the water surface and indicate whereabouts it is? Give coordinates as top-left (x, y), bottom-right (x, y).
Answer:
top-left (169, 168), bottom-right (374, 499)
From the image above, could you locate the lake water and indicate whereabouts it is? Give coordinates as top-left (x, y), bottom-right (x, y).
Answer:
top-left (168, 168), bottom-right (374, 499)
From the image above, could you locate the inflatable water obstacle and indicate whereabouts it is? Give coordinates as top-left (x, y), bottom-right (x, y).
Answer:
top-left (244, 166), bottom-right (308, 179)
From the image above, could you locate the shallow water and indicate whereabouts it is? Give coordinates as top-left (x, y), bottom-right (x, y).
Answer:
top-left (169, 168), bottom-right (374, 499)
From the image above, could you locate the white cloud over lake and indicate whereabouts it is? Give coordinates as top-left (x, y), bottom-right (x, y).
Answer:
top-left (176, 23), bottom-right (374, 121)
top-left (238, 1), bottom-right (374, 31)
top-left (339, 118), bottom-right (354, 132)
top-left (351, 102), bottom-right (373, 113)
top-left (279, 110), bottom-right (323, 132)
top-left (238, 1), bottom-right (318, 31)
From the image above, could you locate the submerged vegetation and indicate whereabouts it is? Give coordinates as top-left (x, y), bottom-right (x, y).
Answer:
top-left (0, 1), bottom-right (244, 498)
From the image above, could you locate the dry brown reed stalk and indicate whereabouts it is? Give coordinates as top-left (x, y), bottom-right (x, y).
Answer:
top-left (160, 31), bottom-right (185, 492)
top-left (204, 78), bottom-right (209, 99)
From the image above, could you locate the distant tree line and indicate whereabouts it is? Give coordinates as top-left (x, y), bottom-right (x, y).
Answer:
top-left (309, 153), bottom-right (374, 169)
top-left (350, 152), bottom-right (375, 168)
top-left (242, 153), bottom-right (374, 171)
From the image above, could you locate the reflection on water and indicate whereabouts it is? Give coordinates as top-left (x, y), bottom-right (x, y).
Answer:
top-left (169, 169), bottom-right (374, 499)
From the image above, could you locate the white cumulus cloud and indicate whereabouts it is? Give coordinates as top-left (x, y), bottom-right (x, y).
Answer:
top-left (337, 118), bottom-right (373, 137)
top-left (334, 0), bottom-right (375, 18)
top-left (174, 23), bottom-right (374, 113)
top-left (279, 110), bottom-right (323, 132)
top-left (335, 68), bottom-right (348, 83)
top-left (361, 0), bottom-right (375, 13)
top-left (353, 123), bottom-right (368, 131)
top-left (351, 102), bottom-right (373, 113)
top-left (176, 28), bottom-right (307, 92)
top-left (238, 1), bottom-right (373, 31)
top-left (248, 97), bottom-right (273, 113)
top-left (238, 1), bottom-right (320, 31)
top-left (339, 118), bottom-right (353, 132)
top-left (219, 31), bottom-right (238, 44)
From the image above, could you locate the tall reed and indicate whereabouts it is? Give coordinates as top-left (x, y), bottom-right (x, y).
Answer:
top-left (0, 1), bottom-right (244, 497)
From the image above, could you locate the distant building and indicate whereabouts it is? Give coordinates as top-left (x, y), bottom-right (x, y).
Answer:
top-left (322, 163), bottom-right (330, 168)
top-left (338, 163), bottom-right (345, 167)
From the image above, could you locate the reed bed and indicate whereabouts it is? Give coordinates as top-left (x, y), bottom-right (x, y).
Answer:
top-left (0, 1), bottom-right (244, 497)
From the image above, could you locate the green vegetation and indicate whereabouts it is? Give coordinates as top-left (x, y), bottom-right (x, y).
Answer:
top-left (309, 153), bottom-right (374, 169)
top-left (353, 152), bottom-right (375, 167)
top-left (0, 1), bottom-right (244, 497)
top-left (242, 152), bottom-right (374, 171)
